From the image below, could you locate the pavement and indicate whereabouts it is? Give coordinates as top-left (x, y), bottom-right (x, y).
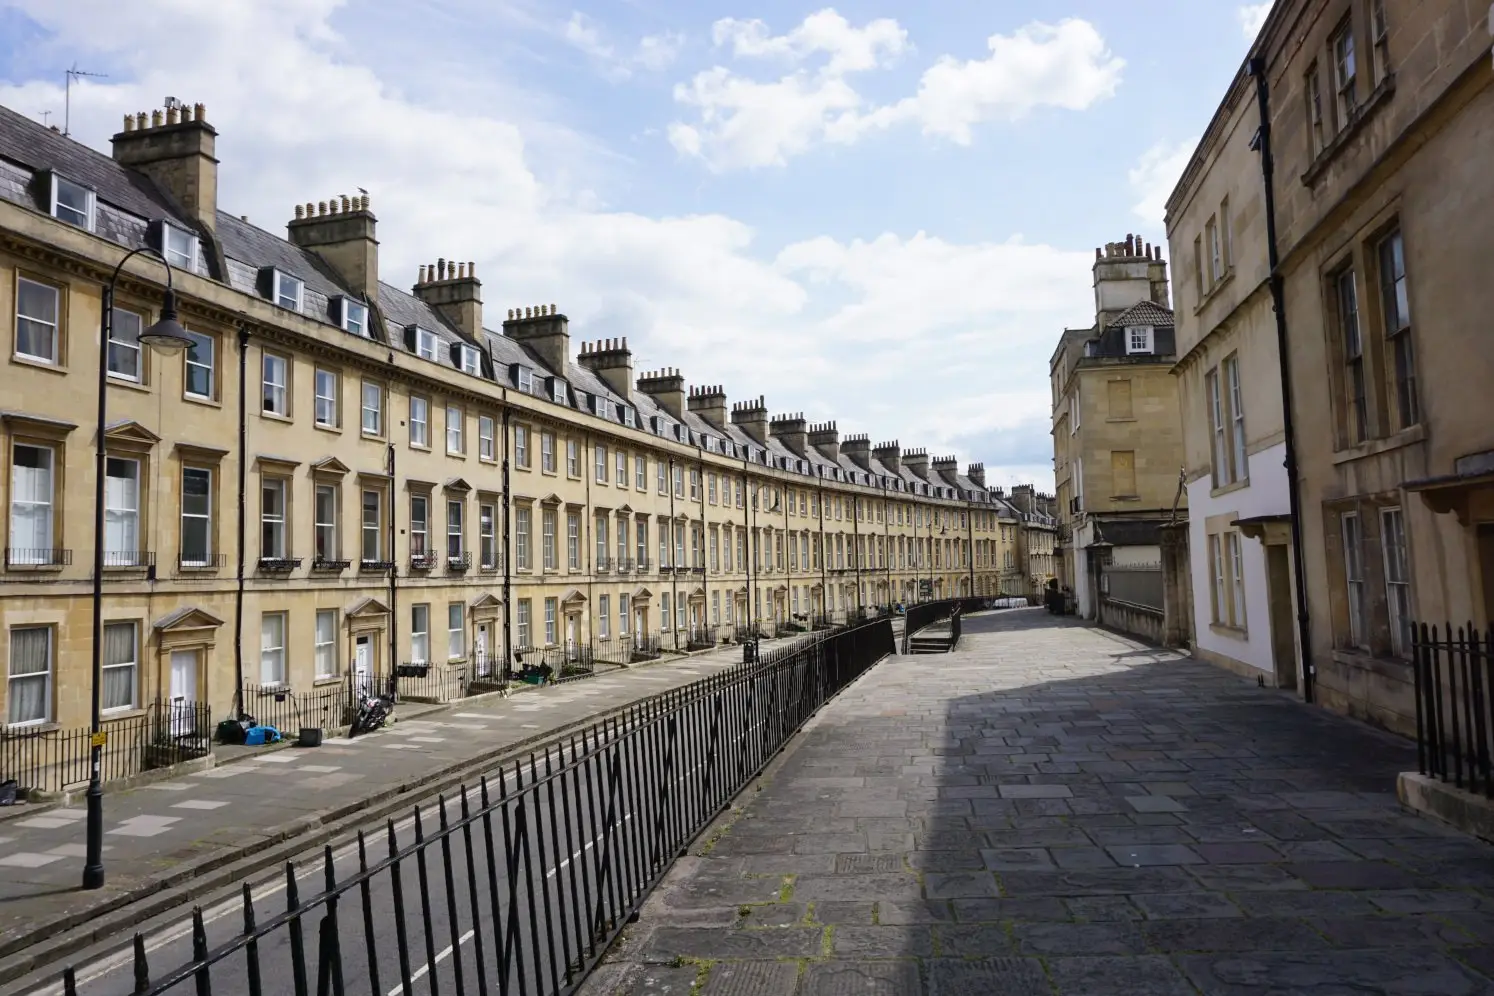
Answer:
top-left (582, 608), bottom-right (1494, 996)
top-left (0, 635), bottom-right (801, 972)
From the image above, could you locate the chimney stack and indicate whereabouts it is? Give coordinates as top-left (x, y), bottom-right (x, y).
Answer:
top-left (872, 440), bottom-right (901, 475)
top-left (287, 192), bottom-right (379, 300)
top-left (768, 412), bottom-right (809, 456)
top-left (842, 433), bottom-right (871, 470)
top-left (729, 396), bottom-right (769, 444)
top-left (578, 338), bottom-right (635, 401)
top-left (636, 367), bottom-right (686, 420)
top-left (503, 304), bottom-right (569, 375)
top-left (903, 448), bottom-right (930, 480)
top-left (807, 421), bottom-right (840, 463)
top-left (415, 259), bottom-right (482, 339)
top-left (967, 463), bottom-right (986, 489)
top-left (931, 454), bottom-right (960, 487)
top-left (112, 101), bottom-right (218, 235)
top-left (687, 384), bottom-right (729, 430)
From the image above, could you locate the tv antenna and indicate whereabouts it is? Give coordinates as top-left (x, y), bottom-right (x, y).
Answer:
top-left (64, 63), bottom-right (108, 138)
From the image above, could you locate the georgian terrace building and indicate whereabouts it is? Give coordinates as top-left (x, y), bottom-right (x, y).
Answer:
top-left (0, 101), bottom-right (1018, 731)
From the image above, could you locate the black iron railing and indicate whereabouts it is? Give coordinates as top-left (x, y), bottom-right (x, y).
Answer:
top-left (73, 619), bottom-right (895, 996)
top-left (686, 625), bottom-right (719, 651)
top-left (631, 634), bottom-right (662, 662)
top-left (103, 549), bottom-right (155, 569)
top-left (241, 682), bottom-right (350, 735)
top-left (900, 597), bottom-right (986, 654)
top-left (179, 552), bottom-right (228, 570)
top-left (595, 556), bottom-right (613, 574)
top-left (4, 547), bottom-right (71, 568)
top-left (1, 699), bottom-right (211, 794)
top-left (1413, 622), bottom-right (1494, 798)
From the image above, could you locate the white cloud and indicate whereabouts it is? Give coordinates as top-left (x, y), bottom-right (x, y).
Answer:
top-left (2, 0), bottom-right (1082, 487)
top-left (1128, 139), bottom-right (1195, 235)
top-left (670, 13), bottom-right (1124, 170)
top-left (1238, 3), bottom-right (1272, 40)
top-left (564, 11), bottom-right (683, 80)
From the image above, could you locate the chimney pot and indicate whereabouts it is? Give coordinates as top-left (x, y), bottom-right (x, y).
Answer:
top-left (317, 200), bottom-right (327, 216)
top-left (437, 258), bottom-right (446, 280)
top-left (151, 109), bottom-right (163, 127)
top-left (468, 261), bottom-right (475, 278)
top-left (195, 103), bottom-right (206, 122)
top-left (122, 113), bottom-right (133, 132)
top-left (135, 112), bottom-right (147, 130)
top-left (166, 106), bottom-right (178, 125)
top-left (294, 204), bottom-right (304, 220)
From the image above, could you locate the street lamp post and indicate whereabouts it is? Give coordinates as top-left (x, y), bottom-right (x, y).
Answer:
top-left (84, 247), bottom-right (191, 891)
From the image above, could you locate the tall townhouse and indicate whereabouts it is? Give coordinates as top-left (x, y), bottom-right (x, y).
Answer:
top-left (1165, 63), bottom-right (1300, 692)
top-left (1003, 484), bottom-right (1059, 600)
top-left (0, 101), bottom-right (1008, 734)
top-left (1051, 237), bottom-right (1187, 630)
top-left (1231, 0), bottom-right (1494, 732)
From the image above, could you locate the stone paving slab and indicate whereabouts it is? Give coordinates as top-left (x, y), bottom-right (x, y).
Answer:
top-left (579, 609), bottom-right (1494, 996)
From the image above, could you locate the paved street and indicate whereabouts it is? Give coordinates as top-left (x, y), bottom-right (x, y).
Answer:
top-left (0, 637), bottom-right (795, 973)
top-left (583, 609), bottom-right (1494, 995)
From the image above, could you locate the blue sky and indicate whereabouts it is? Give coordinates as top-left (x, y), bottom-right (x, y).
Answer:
top-left (0, 0), bottom-right (1271, 490)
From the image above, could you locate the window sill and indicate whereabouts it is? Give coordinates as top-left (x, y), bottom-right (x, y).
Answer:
top-left (1302, 74), bottom-right (1396, 188)
top-left (1109, 495), bottom-right (1141, 502)
top-left (184, 394), bottom-right (223, 409)
top-left (5, 563), bottom-right (66, 574)
top-left (446, 451), bottom-right (465, 459)
top-left (1192, 268), bottom-right (1237, 315)
top-left (1210, 478), bottom-right (1251, 499)
top-left (6, 720), bottom-right (60, 734)
top-left (1106, 417), bottom-right (1138, 424)
top-left (260, 411), bottom-right (293, 424)
top-left (314, 423), bottom-right (342, 434)
top-left (1332, 423), bottom-right (1426, 465)
top-left (360, 431), bottom-right (385, 441)
top-left (409, 443), bottom-right (431, 453)
top-left (1209, 622), bottom-right (1249, 641)
top-left (10, 354), bottom-right (67, 375)
top-left (313, 676), bottom-right (342, 688)
top-left (107, 376), bottom-right (152, 394)
top-left (1329, 647), bottom-right (1413, 679)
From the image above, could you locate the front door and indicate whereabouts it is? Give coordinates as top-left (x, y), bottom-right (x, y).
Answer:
top-left (566, 614), bottom-right (579, 656)
top-left (475, 623), bottom-right (490, 677)
top-left (354, 635), bottom-right (372, 696)
top-left (634, 608), bottom-right (647, 643)
top-left (169, 649), bottom-right (198, 736)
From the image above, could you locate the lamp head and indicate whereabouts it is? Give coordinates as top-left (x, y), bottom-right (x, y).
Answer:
top-left (138, 288), bottom-right (192, 355)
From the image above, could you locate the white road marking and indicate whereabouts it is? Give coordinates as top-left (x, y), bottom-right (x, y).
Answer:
top-left (387, 929), bottom-right (475, 996)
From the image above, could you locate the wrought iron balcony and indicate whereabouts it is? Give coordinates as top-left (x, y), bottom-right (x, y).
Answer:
top-left (311, 557), bottom-right (351, 573)
top-left (447, 552), bottom-right (472, 572)
top-left (103, 550), bottom-right (154, 569)
top-left (256, 557), bottom-right (302, 574)
top-left (179, 552), bottom-right (226, 570)
top-left (360, 558), bottom-right (396, 572)
top-left (5, 547), bottom-right (71, 568)
top-left (595, 556), bottom-right (613, 574)
top-left (410, 552), bottom-right (437, 571)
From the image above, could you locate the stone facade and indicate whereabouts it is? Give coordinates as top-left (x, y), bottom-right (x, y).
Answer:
top-left (1166, 0), bottom-right (1494, 735)
top-left (1051, 239), bottom-right (1187, 626)
top-left (0, 101), bottom-right (1026, 732)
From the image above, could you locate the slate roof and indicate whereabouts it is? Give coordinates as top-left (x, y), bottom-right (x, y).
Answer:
top-left (1104, 300), bottom-right (1175, 330)
top-left (217, 212), bottom-right (351, 303)
top-left (0, 104), bottom-right (189, 226)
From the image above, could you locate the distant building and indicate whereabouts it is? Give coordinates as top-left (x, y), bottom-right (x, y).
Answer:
top-left (1051, 238), bottom-right (1187, 640)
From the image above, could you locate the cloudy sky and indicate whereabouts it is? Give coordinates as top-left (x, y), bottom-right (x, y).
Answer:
top-left (0, 0), bottom-right (1272, 491)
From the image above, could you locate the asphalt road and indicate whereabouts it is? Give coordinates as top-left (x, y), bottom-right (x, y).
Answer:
top-left (24, 662), bottom-right (797, 996)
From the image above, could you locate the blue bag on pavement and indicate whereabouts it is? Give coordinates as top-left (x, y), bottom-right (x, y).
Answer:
top-left (243, 725), bottom-right (282, 746)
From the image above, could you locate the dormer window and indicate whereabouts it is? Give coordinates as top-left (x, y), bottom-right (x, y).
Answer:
top-left (269, 270), bottom-right (303, 312)
top-left (410, 326), bottom-right (438, 360)
top-left (622, 407), bottom-right (636, 428)
top-left (594, 398), bottom-right (611, 421)
top-left (1125, 325), bottom-right (1154, 354)
top-left (457, 345), bottom-right (480, 375)
top-left (50, 174), bottom-right (94, 230)
top-left (335, 298), bottom-right (369, 337)
top-left (160, 223), bottom-right (198, 270)
top-left (515, 366), bottom-right (534, 393)
top-left (550, 379), bottom-right (567, 405)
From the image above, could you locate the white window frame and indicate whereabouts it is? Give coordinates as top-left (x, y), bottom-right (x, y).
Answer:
top-left (1381, 506), bottom-right (1412, 658)
top-left (615, 450), bottom-right (627, 487)
top-left (459, 345), bottom-right (480, 376)
top-left (1342, 511), bottom-right (1366, 648)
top-left (16, 277), bottom-right (60, 365)
top-left (448, 602), bottom-right (465, 659)
top-left (411, 604), bottom-right (430, 664)
top-left (636, 455), bottom-right (646, 491)
top-left (162, 223), bottom-right (198, 270)
top-left (1125, 325), bottom-right (1154, 355)
top-left (446, 499), bottom-right (464, 560)
top-left (595, 445), bottom-right (607, 484)
top-left (315, 483), bottom-right (338, 560)
top-left (599, 594), bottom-right (611, 639)
top-left (541, 433), bottom-right (556, 473)
top-left (261, 478), bottom-right (288, 559)
top-left (415, 327), bottom-right (439, 361)
top-left (517, 367), bottom-right (533, 394)
top-left (515, 425), bottom-right (530, 467)
top-left (50, 174), bottom-right (95, 229)
top-left (102, 620), bottom-right (138, 712)
top-left (8, 442), bottom-right (55, 565)
top-left (567, 511), bottom-right (580, 570)
top-left (566, 439), bottom-right (579, 478)
top-left (273, 271), bottom-right (304, 313)
top-left (181, 466), bottom-right (213, 566)
top-left (542, 508), bottom-right (557, 570)
top-left (361, 489), bottom-right (383, 562)
top-left (410, 494), bottom-right (429, 557)
top-left (480, 502), bottom-right (497, 569)
top-left (185, 330), bottom-right (216, 400)
top-left (446, 405), bottom-right (464, 455)
top-left (262, 352), bottom-right (289, 416)
top-left (479, 415), bottom-right (496, 461)
top-left (551, 379), bottom-right (567, 405)
top-left (1225, 355), bottom-right (1248, 484)
top-left (544, 598), bottom-right (557, 645)
top-left (315, 609), bottom-right (338, 679)
top-left (361, 382), bottom-right (384, 436)
top-left (314, 368), bottom-right (339, 427)
top-left (107, 306), bottom-right (144, 381)
top-left (8, 625), bottom-right (53, 727)
top-left (620, 594), bottom-right (630, 634)
top-left (260, 612), bottom-right (287, 686)
top-left (342, 299), bottom-right (369, 338)
top-left (1228, 532), bottom-right (1247, 630)
top-left (1332, 20), bottom-right (1358, 127)
top-left (104, 456), bottom-right (141, 564)
top-left (516, 506), bottom-right (532, 570)
top-left (516, 600), bottom-right (532, 647)
top-left (408, 395), bottom-right (429, 448)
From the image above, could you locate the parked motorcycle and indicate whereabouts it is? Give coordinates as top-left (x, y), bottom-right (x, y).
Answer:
top-left (349, 693), bottom-right (394, 737)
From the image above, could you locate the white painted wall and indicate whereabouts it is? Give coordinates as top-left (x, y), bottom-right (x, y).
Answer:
top-left (1187, 442), bottom-right (1290, 674)
top-left (1112, 545), bottom-right (1162, 566)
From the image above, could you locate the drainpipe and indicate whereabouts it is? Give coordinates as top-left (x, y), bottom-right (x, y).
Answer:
top-left (1249, 55), bottom-right (1316, 704)
top-left (233, 325), bottom-right (249, 719)
top-left (741, 460), bottom-right (753, 638)
top-left (850, 494), bottom-right (862, 616)
top-left (387, 437), bottom-right (397, 700)
top-left (698, 446), bottom-right (709, 637)
top-left (501, 398), bottom-right (512, 678)
top-left (816, 481), bottom-right (827, 618)
top-left (966, 499), bottom-right (976, 597)
top-left (882, 482), bottom-right (891, 609)
top-left (668, 457), bottom-right (679, 649)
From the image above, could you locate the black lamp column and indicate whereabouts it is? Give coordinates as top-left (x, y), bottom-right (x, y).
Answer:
top-left (85, 247), bottom-right (191, 891)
